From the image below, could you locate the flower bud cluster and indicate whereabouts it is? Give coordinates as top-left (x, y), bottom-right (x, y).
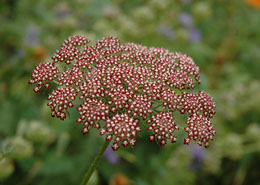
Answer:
top-left (58, 67), bottom-right (84, 87)
top-left (100, 114), bottom-right (141, 151)
top-left (47, 88), bottom-right (77, 120)
top-left (52, 36), bottom-right (90, 65)
top-left (162, 89), bottom-right (180, 110)
top-left (127, 94), bottom-right (152, 119)
top-left (184, 114), bottom-right (216, 148)
top-left (29, 35), bottom-right (216, 150)
top-left (62, 35), bottom-right (90, 47)
top-left (28, 63), bottom-right (60, 93)
top-left (174, 53), bottom-right (200, 86)
top-left (143, 82), bottom-right (163, 100)
top-left (79, 70), bottom-right (105, 99)
top-left (179, 91), bottom-right (216, 118)
top-left (147, 112), bottom-right (179, 146)
top-left (108, 86), bottom-right (134, 112)
top-left (76, 98), bottom-right (110, 133)
top-left (52, 46), bottom-right (80, 65)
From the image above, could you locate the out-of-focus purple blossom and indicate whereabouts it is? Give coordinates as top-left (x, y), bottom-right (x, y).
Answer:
top-left (182, 0), bottom-right (192, 4)
top-left (189, 27), bottom-right (201, 43)
top-left (157, 24), bottom-right (175, 40)
top-left (24, 25), bottom-right (40, 47)
top-left (104, 146), bottom-right (119, 164)
top-left (16, 49), bottom-right (25, 59)
top-left (9, 49), bottom-right (25, 63)
top-left (192, 146), bottom-right (206, 161)
top-left (178, 12), bottom-right (193, 28)
top-left (55, 5), bottom-right (71, 21)
top-left (189, 145), bottom-right (206, 171)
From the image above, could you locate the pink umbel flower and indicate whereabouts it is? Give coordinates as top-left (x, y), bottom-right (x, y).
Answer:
top-left (77, 98), bottom-right (110, 133)
top-left (29, 35), bottom-right (216, 150)
top-left (147, 112), bottom-right (179, 146)
top-left (28, 63), bottom-right (60, 93)
top-left (100, 114), bottom-right (141, 151)
top-left (178, 91), bottom-right (216, 118)
top-left (184, 114), bottom-right (216, 148)
top-left (47, 88), bottom-right (77, 120)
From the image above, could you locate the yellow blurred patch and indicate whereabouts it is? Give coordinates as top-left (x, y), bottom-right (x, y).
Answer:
top-left (246, 0), bottom-right (260, 8)
top-left (33, 46), bottom-right (47, 63)
top-left (110, 173), bottom-right (131, 185)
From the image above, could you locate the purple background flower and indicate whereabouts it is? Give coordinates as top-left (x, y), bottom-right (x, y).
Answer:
top-left (157, 24), bottom-right (175, 40)
top-left (189, 145), bottom-right (206, 171)
top-left (189, 28), bottom-right (201, 43)
top-left (104, 145), bottom-right (119, 164)
top-left (179, 12), bottom-right (193, 28)
top-left (182, 0), bottom-right (192, 4)
top-left (24, 25), bottom-right (40, 47)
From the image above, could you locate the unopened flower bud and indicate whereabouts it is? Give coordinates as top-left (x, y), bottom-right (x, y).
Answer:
top-left (245, 123), bottom-right (260, 141)
top-left (25, 120), bottom-right (56, 144)
top-left (222, 133), bottom-right (243, 160)
top-left (192, 2), bottom-right (212, 20)
top-left (0, 157), bottom-right (14, 180)
top-left (3, 137), bottom-right (33, 160)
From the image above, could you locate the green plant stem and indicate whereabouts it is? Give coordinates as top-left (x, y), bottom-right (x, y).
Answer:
top-left (80, 140), bottom-right (110, 185)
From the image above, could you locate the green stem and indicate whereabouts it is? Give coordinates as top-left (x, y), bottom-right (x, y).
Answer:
top-left (80, 140), bottom-right (110, 185)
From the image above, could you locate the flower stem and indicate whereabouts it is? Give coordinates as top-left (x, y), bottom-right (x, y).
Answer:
top-left (80, 140), bottom-right (110, 185)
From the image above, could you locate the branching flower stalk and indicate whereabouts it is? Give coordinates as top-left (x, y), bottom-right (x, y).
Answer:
top-left (29, 35), bottom-right (216, 184)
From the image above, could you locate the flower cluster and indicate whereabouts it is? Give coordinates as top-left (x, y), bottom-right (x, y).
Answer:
top-left (58, 68), bottom-right (84, 87)
top-left (47, 88), bottom-right (77, 120)
top-left (147, 112), bottom-right (178, 146)
top-left (76, 98), bottom-right (109, 133)
top-left (179, 91), bottom-right (216, 118)
top-left (28, 63), bottom-right (60, 93)
top-left (127, 94), bottom-right (152, 119)
top-left (29, 35), bottom-right (216, 150)
top-left (100, 114), bottom-right (141, 151)
top-left (184, 114), bottom-right (216, 148)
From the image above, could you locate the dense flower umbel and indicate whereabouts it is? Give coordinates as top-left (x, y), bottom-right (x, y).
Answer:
top-left (184, 114), bottom-right (216, 148)
top-left (179, 91), bottom-right (216, 118)
top-left (77, 98), bottom-right (110, 133)
top-left (100, 114), bottom-right (141, 151)
top-left (47, 88), bottom-right (77, 120)
top-left (28, 63), bottom-right (60, 93)
top-left (29, 35), bottom-right (216, 150)
top-left (147, 112), bottom-right (178, 146)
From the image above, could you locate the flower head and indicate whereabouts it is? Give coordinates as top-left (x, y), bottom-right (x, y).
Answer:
top-left (189, 28), bottom-right (201, 43)
top-left (184, 114), bottom-right (216, 148)
top-left (157, 24), bottom-right (175, 40)
top-left (29, 35), bottom-right (216, 150)
top-left (147, 112), bottom-right (179, 146)
top-left (47, 88), bottom-right (77, 120)
top-left (28, 63), bottom-right (60, 93)
top-left (104, 146), bottom-right (120, 164)
top-left (77, 98), bottom-right (109, 133)
top-left (179, 12), bottom-right (193, 28)
top-left (100, 114), bottom-right (141, 151)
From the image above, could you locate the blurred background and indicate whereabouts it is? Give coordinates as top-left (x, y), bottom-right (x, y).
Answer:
top-left (0, 0), bottom-right (260, 185)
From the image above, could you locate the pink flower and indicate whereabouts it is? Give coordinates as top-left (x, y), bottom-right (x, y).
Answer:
top-left (100, 114), bottom-right (141, 151)
top-left (77, 98), bottom-right (110, 133)
top-left (184, 114), bottom-right (216, 148)
top-left (47, 88), bottom-right (77, 120)
top-left (147, 112), bottom-right (179, 146)
top-left (29, 35), bottom-right (216, 150)
top-left (29, 63), bottom-right (60, 93)
top-left (179, 91), bottom-right (216, 118)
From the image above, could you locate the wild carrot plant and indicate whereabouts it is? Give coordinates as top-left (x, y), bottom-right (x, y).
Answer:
top-left (29, 35), bottom-right (216, 184)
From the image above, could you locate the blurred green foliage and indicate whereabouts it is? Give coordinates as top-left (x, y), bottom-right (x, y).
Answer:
top-left (0, 0), bottom-right (260, 185)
